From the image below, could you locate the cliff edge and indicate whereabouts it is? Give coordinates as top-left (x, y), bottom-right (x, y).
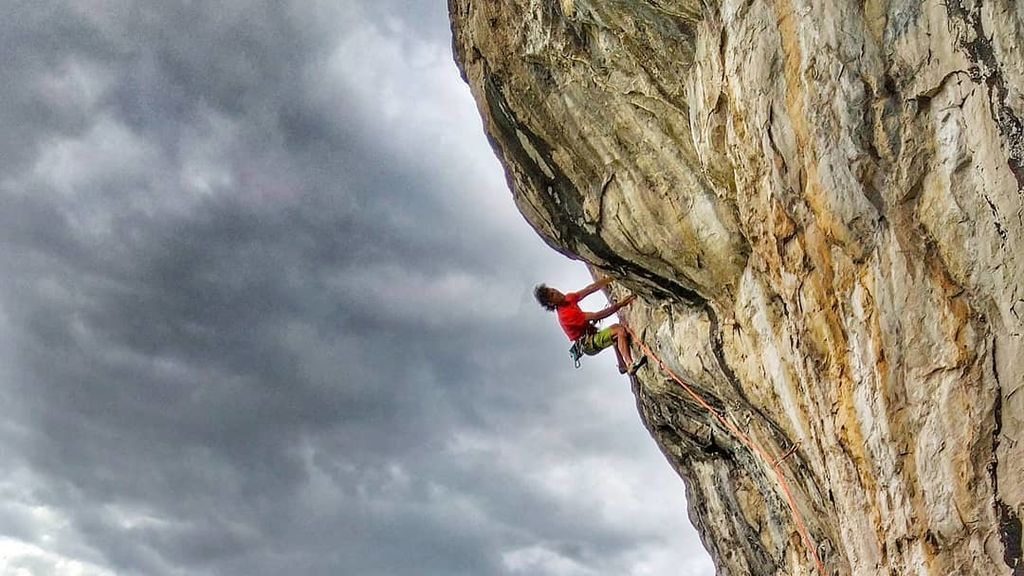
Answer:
top-left (450, 1), bottom-right (1024, 574)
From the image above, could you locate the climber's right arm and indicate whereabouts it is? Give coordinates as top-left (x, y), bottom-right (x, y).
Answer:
top-left (584, 295), bottom-right (636, 322)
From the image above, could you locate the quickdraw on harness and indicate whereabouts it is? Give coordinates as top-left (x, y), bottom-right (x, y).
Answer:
top-left (568, 324), bottom-right (599, 368)
top-left (569, 340), bottom-right (585, 368)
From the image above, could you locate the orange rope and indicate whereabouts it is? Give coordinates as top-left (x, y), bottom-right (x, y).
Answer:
top-left (626, 326), bottom-right (829, 576)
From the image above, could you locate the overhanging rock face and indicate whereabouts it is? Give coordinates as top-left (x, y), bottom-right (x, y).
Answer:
top-left (449, 1), bottom-right (1024, 574)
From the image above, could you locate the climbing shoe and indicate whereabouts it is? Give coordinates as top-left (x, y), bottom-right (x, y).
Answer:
top-left (627, 356), bottom-right (647, 375)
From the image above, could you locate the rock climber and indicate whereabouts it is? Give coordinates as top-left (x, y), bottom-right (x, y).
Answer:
top-left (534, 277), bottom-right (646, 374)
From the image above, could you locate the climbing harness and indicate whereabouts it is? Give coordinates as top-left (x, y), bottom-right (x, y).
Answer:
top-left (625, 326), bottom-right (829, 576)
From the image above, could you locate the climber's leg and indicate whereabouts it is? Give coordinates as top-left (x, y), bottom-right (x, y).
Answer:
top-left (612, 324), bottom-right (647, 375)
top-left (584, 326), bottom-right (627, 373)
top-left (610, 324), bottom-right (634, 370)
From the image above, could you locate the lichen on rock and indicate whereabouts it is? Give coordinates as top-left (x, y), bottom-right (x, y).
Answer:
top-left (450, 0), bottom-right (1024, 574)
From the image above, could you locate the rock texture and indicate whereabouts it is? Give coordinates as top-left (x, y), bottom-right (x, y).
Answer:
top-left (450, 0), bottom-right (1023, 574)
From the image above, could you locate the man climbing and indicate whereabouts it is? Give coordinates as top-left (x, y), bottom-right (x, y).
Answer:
top-left (534, 277), bottom-right (646, 374)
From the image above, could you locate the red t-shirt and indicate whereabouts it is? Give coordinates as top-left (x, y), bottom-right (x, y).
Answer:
top-left (557, 292), bottom-right (594, 341)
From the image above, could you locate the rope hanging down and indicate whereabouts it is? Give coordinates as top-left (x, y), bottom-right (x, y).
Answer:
top-left (626, 326), bottom-right (829, 576)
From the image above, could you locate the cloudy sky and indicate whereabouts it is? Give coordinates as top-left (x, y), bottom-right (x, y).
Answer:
top-left (0, 1), bottom-right (713, 575)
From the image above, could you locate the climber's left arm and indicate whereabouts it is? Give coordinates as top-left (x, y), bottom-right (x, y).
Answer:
top-left (576, 276), bottom-right (613, 299)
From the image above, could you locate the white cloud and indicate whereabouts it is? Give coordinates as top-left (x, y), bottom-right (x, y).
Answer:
top-left (328, 263), bottom-right (522, 327)
top-left (0, 468), bottom-right (115, 576)
top-left (178, 111), bottom-right (240, 198)
top-left (32, 114), bottom-right (157, 197)
top-left (307, 10), bottom-right (526, 235)
top-left (0, 538), bottom-right (116, 576)
top-left (34, 57), bottom-right (114, 118)
top-left (502, 545), bottom-right (598, 576)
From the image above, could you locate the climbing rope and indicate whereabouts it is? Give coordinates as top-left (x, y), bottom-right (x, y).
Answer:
top-left (625, 326), bottom-right (829, 576)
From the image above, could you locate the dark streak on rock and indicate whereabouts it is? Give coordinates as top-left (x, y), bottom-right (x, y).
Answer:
top-left (719, 467), bottom-right (781, 574)
top-left (998, 499), bottom-right (1024, 576)
top-left (705, 302), bottom-right (805, 459)
top-left (858, 80), bottom-right (889, 217)
top-left (945, 0), bottom-right (1024, 191)
top-left (989, 337), bottom-right (1024, 574)
top-left (700, 430), bottom-right (734, 459)
top-left (983, 194), bottom-right (1009, 241)
top-left (483, 71), bottom-right (708, 306)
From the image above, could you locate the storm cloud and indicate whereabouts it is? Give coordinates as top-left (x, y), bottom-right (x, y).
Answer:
top-left (0, 1), bottom-right (712, 575)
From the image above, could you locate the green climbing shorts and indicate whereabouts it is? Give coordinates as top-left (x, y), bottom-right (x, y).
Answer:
top-left (579, 327), bottom-right (616, 356)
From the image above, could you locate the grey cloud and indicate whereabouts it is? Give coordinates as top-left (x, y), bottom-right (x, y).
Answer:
top-left (0, 1), bottom-right (709, 575)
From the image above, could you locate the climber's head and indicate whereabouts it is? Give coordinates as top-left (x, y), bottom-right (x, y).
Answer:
top-left (534, 284), bottom-right (565, 311)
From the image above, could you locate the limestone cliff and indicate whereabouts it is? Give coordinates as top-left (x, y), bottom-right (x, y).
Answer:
top-left (449, 1), bottom-right (1023, 574)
